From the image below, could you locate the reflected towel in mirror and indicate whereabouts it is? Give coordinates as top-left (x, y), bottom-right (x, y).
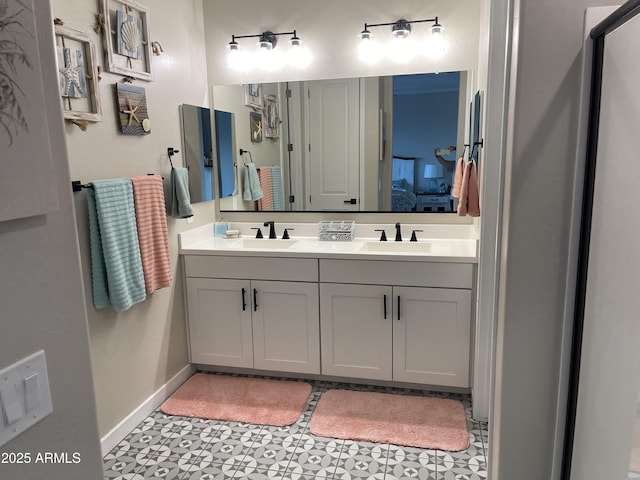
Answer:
top-left (243, 163), bottom-right (264, 201)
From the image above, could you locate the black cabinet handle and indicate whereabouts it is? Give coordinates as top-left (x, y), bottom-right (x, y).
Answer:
top-left (397, 295), bottom-right (401, 320)
top-left (343, 198), bottom-right (357, 204)
top-left (383, 294), bottom-right (387, 319)
top-left (253, 288), bottom-right (258, 312)
top-left (241, 288), bottom-right (247, 311)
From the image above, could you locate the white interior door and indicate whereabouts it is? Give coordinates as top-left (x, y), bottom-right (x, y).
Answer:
top-left (305, 78), bottom-right (360, 210)
top-left (570, 10), bottom-right (640, 480)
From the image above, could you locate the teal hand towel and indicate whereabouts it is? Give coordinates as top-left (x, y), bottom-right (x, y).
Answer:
top-left (270, 166), bottom-right (285, 211)
top-left (171, 167), bottom-right (194, 218)
top-left (87, 179), bottom-right (146, 312)
top-left (242, 163), bottom-right (264, 201)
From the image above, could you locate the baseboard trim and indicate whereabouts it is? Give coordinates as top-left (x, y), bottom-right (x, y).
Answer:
top-left (100, 364), bottom-right (196, 456)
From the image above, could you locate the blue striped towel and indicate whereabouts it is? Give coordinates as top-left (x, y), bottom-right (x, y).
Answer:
top-left (270, 166), bottom-right (285, 211)
top-left (87, 179), bottom-right (146, 312)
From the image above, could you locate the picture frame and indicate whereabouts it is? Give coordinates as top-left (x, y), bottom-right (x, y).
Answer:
top-left (250, 111), bottom-right (262, 142)
top-left (100, 0), bottom-right (153, 81)
top-left (244, 83), bottom-right (262, 109)
top-left (116, 82), bottom-right (151, 135)
top-left (264, 94), bottom-right (279, 139)
top-left (54, 25), bottom-right (102, 122)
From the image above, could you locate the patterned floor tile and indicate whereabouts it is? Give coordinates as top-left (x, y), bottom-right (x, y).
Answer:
top-left (136, 456), bottom-right (183, 479)
top-left (386, 445), bottom-right (438, 480)
top-left (104, 376), bottom-right (487, 480)
top-left (335, 441), bottom-right (388, 478)
top-left (437, 453), bottom-right (487, 480)
top-left (201, 438), bottom-right (251, 465)
top-left (104, 452), bottom-right (142, 479)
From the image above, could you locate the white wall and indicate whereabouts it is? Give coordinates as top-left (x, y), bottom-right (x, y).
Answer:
top-left (51, 0), bottom-right (212, 437)
top-left (0, 2), bottom-right (104, 478)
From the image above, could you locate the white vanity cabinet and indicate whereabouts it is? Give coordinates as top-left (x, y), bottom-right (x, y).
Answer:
top-left (183, 256), bottom-right (320, 374)
top-left (319, 259), bottom-right (473, 388)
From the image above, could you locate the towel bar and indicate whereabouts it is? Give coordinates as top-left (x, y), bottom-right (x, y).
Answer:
top-left (72, 175), bottom-right (165, 192)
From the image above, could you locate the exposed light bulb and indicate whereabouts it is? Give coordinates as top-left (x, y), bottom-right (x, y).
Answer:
top-left (357, 30), bottom-right (382, 64)
top-left (387, 36), bottom-right (417, 63)
top-left (424, 23), bottom-right (447, 59)
top-left (287, 36), bottom-right (311, 68)
top-left (226, 41), bottom-right (251, 72)
top-left (391, 19), bottom-right (411, 40)
top-left (255, 39), bottom-right (283, 71)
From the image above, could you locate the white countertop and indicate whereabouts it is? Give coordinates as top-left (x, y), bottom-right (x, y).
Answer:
top-left (180, 223), bottom-right (478, 263)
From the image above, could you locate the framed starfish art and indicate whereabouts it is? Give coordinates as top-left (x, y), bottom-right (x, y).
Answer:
top-left (116, 82), bottom-right (151, 135)
top-left (54, 25), bottom-right (102, 122)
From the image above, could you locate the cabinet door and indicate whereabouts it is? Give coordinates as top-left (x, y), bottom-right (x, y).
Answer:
top-left (252, 281), bottom-right (320, 374)
top-left (185, 278), bottom-right (253, 367)
top-left (393, 286), bottom-right (471, 387)
top-left (320, 283), bottom-right (393, 380)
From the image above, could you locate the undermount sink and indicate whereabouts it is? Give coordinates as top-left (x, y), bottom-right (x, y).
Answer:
top-left (228, 238), bottom-right (298, 249)
top-left (361, 241), bottom-right (431, 253)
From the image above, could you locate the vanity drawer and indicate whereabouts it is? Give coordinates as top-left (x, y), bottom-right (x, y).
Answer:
top-left (319, 259), bottom-right (473, 289)
top-left (184, 255), bottom-right (318, 282)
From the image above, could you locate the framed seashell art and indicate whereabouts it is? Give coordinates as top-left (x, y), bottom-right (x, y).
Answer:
top-left (100, 0), bottom-right (153, 81)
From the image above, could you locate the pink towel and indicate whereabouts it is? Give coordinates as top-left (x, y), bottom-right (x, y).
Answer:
top-left (452, 157), bottom-right (465, 198)
top-left (257, 167), bottom-right (274, 211)
top-left (131, 176), bottom-right (173, 294)
top-left (458, 161), bottom-right (480, 217)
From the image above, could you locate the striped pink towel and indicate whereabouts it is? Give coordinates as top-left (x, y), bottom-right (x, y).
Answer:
top-left (257, 167), bottom-right (274, 211)
top-left (131, 176), bottom-right (173, 294)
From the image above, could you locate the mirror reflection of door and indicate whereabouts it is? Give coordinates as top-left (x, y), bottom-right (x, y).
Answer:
top-left (180, 104), bottom-right (214, 203)
top-left (305, 78), bottom-right (360, 211)
top-left (214, 110), bottom-right (235, 198)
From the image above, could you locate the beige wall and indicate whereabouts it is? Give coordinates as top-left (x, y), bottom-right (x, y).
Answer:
top-left (52, 0), bottom-right (212, 437)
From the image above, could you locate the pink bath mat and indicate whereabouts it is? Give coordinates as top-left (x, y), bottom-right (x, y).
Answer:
top-left (161, 374), bottom-right (311, 426)
top-left (310, 389), bottom-right (469, 451)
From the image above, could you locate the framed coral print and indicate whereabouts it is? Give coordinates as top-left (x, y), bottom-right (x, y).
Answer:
top-left (264, 94), bottom-right (279, 138)
top-left (244, 83), bottom-right (262, 109)
top-left (54, 25), bottom-right (102, 122)
top-left (100, 0), bottom-right (153, 81)
top-left (250, 111), bottom-right (262, 142)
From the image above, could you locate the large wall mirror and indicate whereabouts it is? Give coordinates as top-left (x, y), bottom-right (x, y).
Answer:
top-left (210, 70), bottom-right (474, 213)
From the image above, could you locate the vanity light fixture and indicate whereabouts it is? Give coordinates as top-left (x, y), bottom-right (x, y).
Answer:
top-left (357, 17), bottom-right (446, 64)
top-left (226, 30), bottom-right (311, 72)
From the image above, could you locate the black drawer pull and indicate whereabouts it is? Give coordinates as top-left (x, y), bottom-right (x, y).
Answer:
top-left (241, 288), bottom-right (247, 311)
top-left (253, 288), bottom-right (258, 312)
top-left (383, 294), bottom-right (387, 319)
top-left (397, 295), bottom-right (401, 320)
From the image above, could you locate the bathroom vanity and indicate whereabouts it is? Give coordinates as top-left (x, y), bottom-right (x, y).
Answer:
top-left (179, 223), bottom-right (478, 389)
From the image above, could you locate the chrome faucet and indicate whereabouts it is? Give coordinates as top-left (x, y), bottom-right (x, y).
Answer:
top-left (395, 223), bottom-right (402, 242)
top-left (264, 221), bottom-right (277, 239)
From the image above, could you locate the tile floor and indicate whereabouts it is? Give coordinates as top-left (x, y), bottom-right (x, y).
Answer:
top-left (103, 375), bottom-right (488, 480)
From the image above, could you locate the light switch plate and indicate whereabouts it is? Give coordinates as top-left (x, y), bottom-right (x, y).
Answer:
top-left (0, 350), bottom-right (53, 448)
